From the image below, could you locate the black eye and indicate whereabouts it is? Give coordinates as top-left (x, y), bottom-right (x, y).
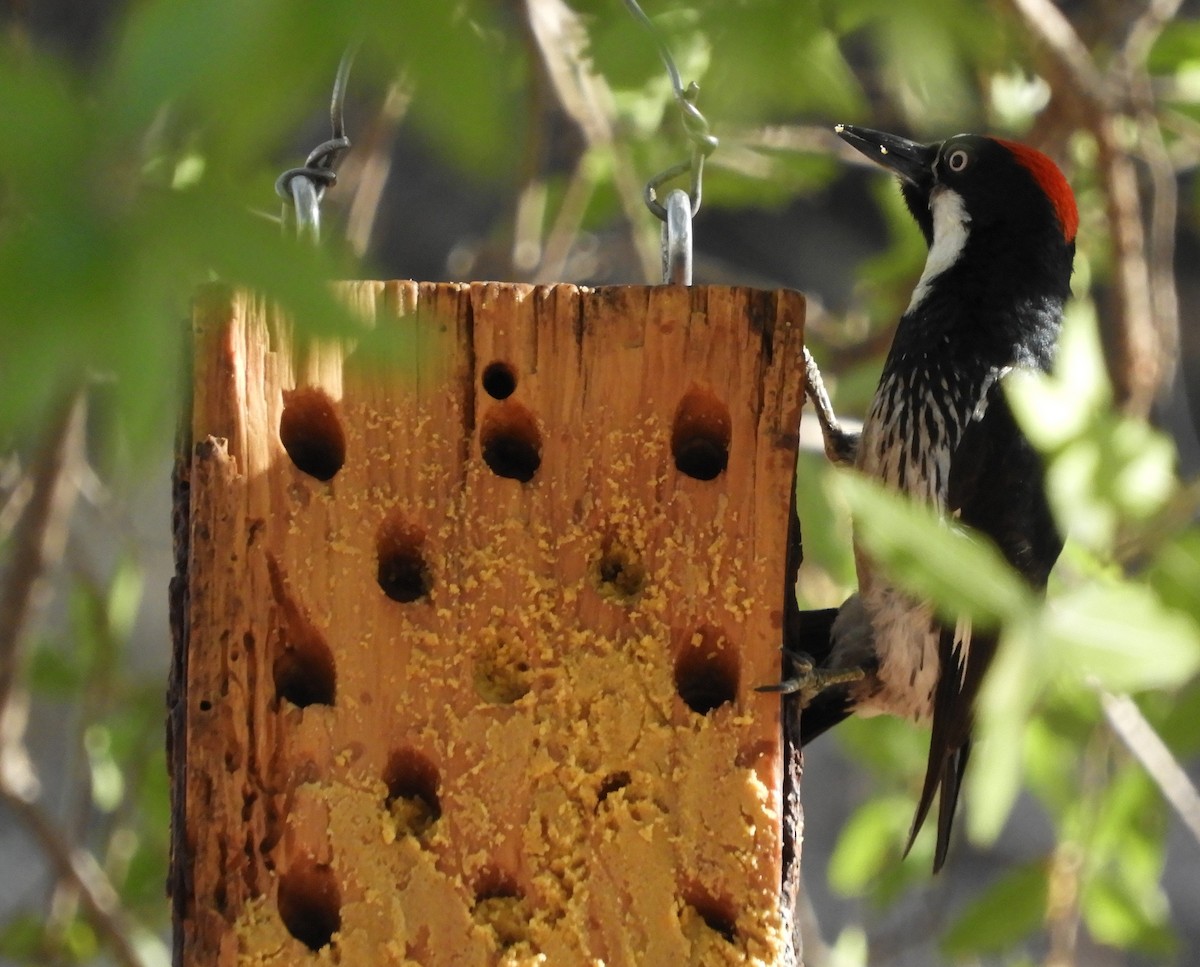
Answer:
top-left (947, 148), bottom-right (970, 172)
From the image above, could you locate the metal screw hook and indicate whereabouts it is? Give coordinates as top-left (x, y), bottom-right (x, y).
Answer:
top-left (661, 189), bottom-right (692, 285)
top-left (275, 44), bottom-right (359, 242)
top-left (622, 0), bottom-right (717, 283)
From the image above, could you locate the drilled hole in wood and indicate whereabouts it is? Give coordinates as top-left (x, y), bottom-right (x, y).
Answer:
top-left (277, 858), bottom-right (341, 952)
top-left (273, 633), bottom-right (335, 709)
top-left (671, 386), bottom-right (731, 481)
top-left (595, 540), bottom-right (646, 602)
top-left (480, 402), bottom-right (542, 482)
top-left (267, 556), bottom-right (336, 708)
top-left (473, 631), bottom-right (532, 705)
top-left (481, 361), bottom-right (517, 400)
top-left (596, 771), bottom-right (631, 808)
top-left (279, 387), bottom-right (346, 481)
top-left (674, 626), bottom-right (738, 715)
top-left (384, 749), bottom-right (441, 837)
top-left (472, 874), bottom-right (528, 949)
top-left (681, 885), bottom-right (737, 944)
top-left (376, 514), bottom-right (432, 604)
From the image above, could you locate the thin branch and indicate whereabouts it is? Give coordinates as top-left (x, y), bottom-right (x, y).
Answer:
top-left (0, 782), bottom-right (145, 967)
top-left (0, 390), bottom-right (87, 719)
top-left (535, 154), bottom-right (598, 282)
top-left (1120, 0), bottom-right (1187, 71)
top-left (343, 80), bottom-right (413, 259)
top-left (524, 0), bottom-right (661, 281)
top-left (0, 470), bottom-right (32, 545)
top-left (1003, 0), bottom-right (1106, 101)
top-left (1000, 0), bottom-right (1166, 417)
top-left (1093, 118), bottom-right (1160, 415)
top-left (0, 389), bottom-right (149, 965)
top-left (1096, 687), bottom-right (1200, 849)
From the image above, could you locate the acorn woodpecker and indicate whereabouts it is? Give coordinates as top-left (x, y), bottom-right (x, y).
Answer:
top-left (773, 125), bottom-right (1077, 871)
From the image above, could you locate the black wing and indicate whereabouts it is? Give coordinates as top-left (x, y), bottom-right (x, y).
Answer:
top-left (791, 607), bottom-right (856, 745)
top-left (907, 381), bottom-right (1063, 871)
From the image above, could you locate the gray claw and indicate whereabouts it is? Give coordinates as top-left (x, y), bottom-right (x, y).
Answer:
top-left (756, 654), bottom-right (864, 706)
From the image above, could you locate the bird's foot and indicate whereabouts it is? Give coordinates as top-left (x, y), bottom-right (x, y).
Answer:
top-left (755, 651), bottom-right (864, 707)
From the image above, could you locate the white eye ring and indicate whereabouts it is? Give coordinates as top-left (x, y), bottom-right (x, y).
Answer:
top-left (947, 148), bottom-right (970, 172)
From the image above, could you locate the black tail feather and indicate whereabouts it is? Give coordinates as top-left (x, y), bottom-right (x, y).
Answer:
top-left (903, 739), bottom-right (969, 871)
top-left (906, 619), bottom-right (983, 871)
top-left (933, 742), bottom-right (970, 872)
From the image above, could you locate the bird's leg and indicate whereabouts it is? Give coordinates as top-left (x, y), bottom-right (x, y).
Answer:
top-left (756, 652), bottom-right (864, 707)
top-left (804, 348), bottom-right (859, 466)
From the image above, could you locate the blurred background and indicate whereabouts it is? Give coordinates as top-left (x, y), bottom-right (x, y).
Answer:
top-left (1, 1), bottom-right (1199, 965)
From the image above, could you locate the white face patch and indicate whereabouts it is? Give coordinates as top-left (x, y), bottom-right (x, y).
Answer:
top-left (906, 187), bottom-right (971, 314)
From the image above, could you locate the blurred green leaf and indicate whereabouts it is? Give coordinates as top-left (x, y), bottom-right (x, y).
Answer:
top-left (0, 914), bottom-right (46, 960)
top-left (1007, 302), bottom-right (1110, 451)
top-left (695, 5), bottom-right (863, 120)
top-left (1148, 530), bottom-right (1200, 623)
top-left (828, 795), bottom-right (915, 896)
top-left (63, 918), bottom-right (99, 963)
top-left (1042, 582), bottom-right (1200, 692)
top-left (796, 453), bottom-right (857, 593)
top-left (1153, 676), bottom-right (1200, 755)
top-left (84, 724), bottom-right (125, 813)
top-left (1089, 767), bottom-right (1164, 879)
top-left (828, 926), bottom-right (869, 967)
top-left (107, 558), bottom-right (143, 643)
top-left (874, 10), bottom-right (976, 132)
top-left (1023, 712), bottom-right (1086, 815)
top-left (833, 470), bottom-right (1031, 627)
top-left (28, 639), bottom-right (86, 695)
top-left (834, 713), bottom-right (927, 779)
top-left (1148, 19), bottom-right (1200, 75)
top-left (968, 618), bottom-right (1042, 843)
top-left (941, 861), bottom-right (1048, 957)
top-left (1009, 306), bottom-right (1177, 554)
top-left (1083, 872), bottom-right (1174, 955)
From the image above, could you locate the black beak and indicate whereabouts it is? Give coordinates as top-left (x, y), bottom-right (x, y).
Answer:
top-left (835, 124), bottom-right (937, 187)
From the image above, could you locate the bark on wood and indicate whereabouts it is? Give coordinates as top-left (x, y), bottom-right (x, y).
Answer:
top-left (170, 281), bottom-right (807, 965)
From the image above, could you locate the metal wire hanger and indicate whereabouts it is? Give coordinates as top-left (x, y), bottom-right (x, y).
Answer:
top-left (275, 45), bottom-right (359, 242)
top-left (623, 0), bottom-right (718, 285)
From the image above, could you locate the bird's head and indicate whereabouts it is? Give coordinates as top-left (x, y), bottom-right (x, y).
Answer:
top-left (835, 124), bottom-right (1077, 283)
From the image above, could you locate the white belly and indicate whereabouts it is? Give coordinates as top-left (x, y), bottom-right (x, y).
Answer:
top-left (836, 372), bottom-right (961, 722)
top-left (856, 585), bottom-right (939, 722)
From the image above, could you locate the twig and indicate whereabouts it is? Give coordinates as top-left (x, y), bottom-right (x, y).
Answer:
top-left (523, 0), bottom-right (661, 281)
top-left (535, 154), bottom-right (598, 282)
top-left (0, 389), bottom-right (86, 721)
top-left (1120, 0), bottom-right (1187, 70)
top-left (1000, 0), bottom-right (1167, 417)
top-left (1095, 687), bottom-right (1200, 848)
top-left (0, 782), bottom-right (145, 967)
top-left (1003, 0), bottom-right (1106, 98)
top-left (344, 80), bottom-right (413, 258)
top-left (0, 389), bottom-right (148, 965)
top-left (0, 470), bottom-right (32, 545)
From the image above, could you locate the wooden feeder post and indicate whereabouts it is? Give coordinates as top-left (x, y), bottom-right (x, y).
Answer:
top-left (170, 281), bottom-right (807, 965)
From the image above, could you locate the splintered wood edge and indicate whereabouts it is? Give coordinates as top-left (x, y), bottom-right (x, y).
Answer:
top-left (170, 281), bottom-right (807, 966)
